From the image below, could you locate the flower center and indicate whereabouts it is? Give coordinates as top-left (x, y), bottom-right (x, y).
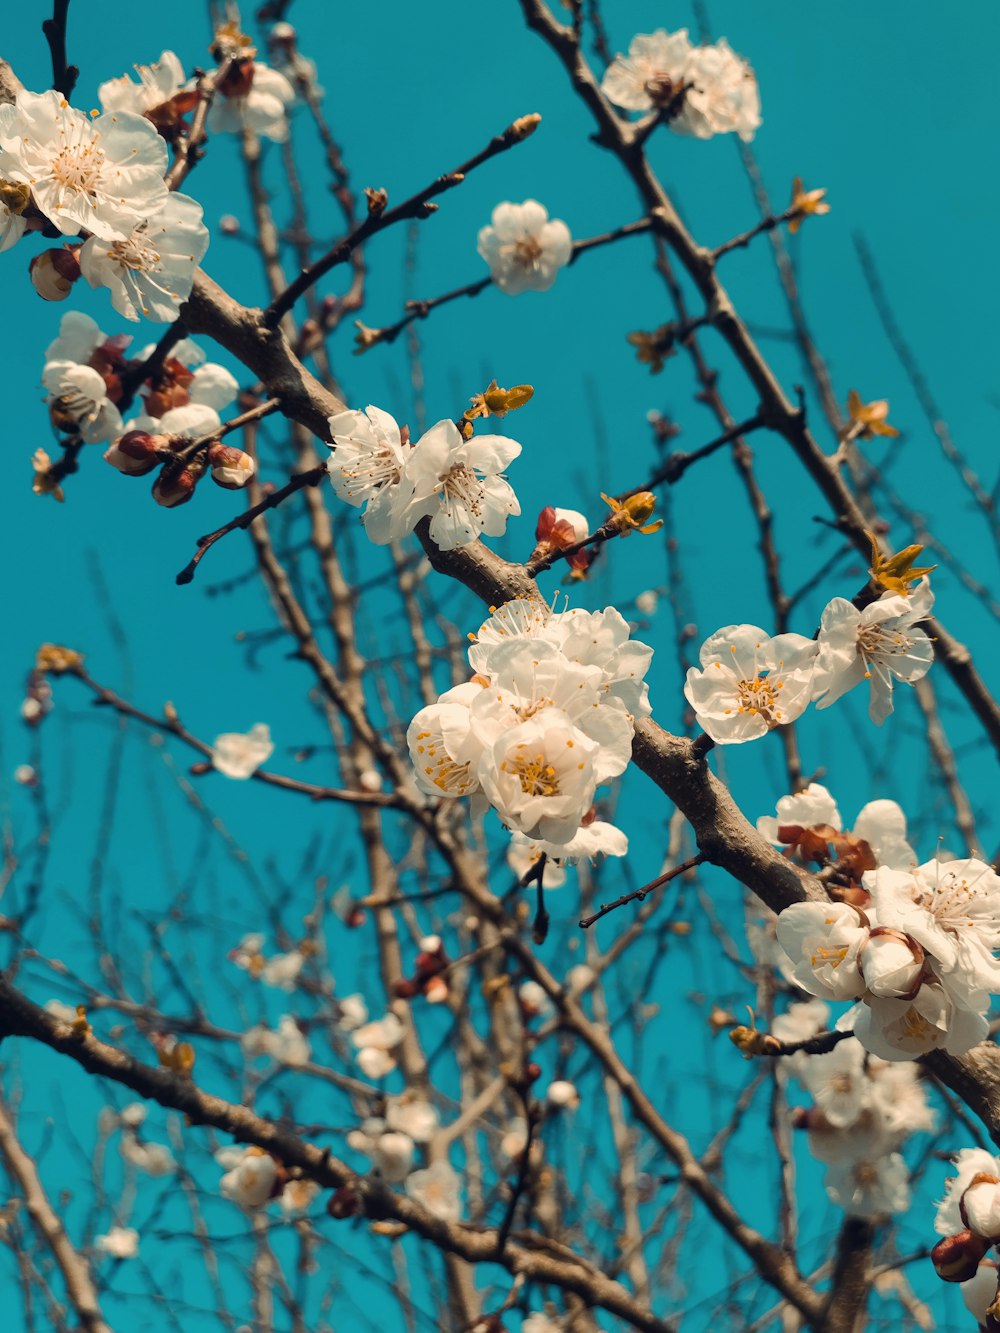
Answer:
top-left (809, 943), bottom-right (847, 971)
top-left (51, 142), bottom-right (106, 198)
top-left (108, 224), bottom-right (161, 273)
top-left (857, 623), bottom-right (913, 673)
top-left (503, 749), bottom-right (560, 797)
top-left (341, 443), bottom-right (400, 498)
top-left (412, 730), bottom-right (474, 795)
top-left (899, 1007), bottom-right (933, 1042)
top-left (511, 236), bottom-right (544, 270)
top-left (439, 462), bottom-right (484, 517)
top-left (736, 674), bottom-right (783, 722)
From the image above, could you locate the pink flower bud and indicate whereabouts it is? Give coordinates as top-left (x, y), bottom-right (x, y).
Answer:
top-left (104, 430), bottom-right (167, 477)
top-left (152, 462), bottom-right (204, 508)
top-left (29, 248), bottom-right (81, 301)
top-left (207, 442), bottom-right (256, 490)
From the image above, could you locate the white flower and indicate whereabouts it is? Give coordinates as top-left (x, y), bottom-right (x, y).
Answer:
top-left (385, 1095), bottom-right (439, 1144)
top-left (42, 361), bottom-right (122, 443)
top-left (241, 1014), bottom-right (310, 1066)
top-left (858, 928), bottom-right (924, 998)
top-left (601, 29), bottom-right (693, 112)
top-left (211, 723), bottom-right (273, 779)
top-left (352, 1013), bottom-right (405, 1053)
top-left (467, 598), bottom-right (557, 673)
top-left (218, 1147), bottom-right (277, 1209)
top-left (373, 1131), bottom-right (415, 1183)
top-left (852, 981), bottom-right (988, 1061)
top-left (94, 1226), bottom-right (139, 1258)
top-left (403, 420), bottom-right (521, 551)
top-left (676, 39), bottom-right (761, 143)
top-left (500, 1116), bottom-right (529, 1161)
top-left (813, 583), bottom-right (934, 724)
top-left (44, 999), bottom-right (78, 1022)
top-left (775, 901), bottom-right (868, 1001)
top-left (518, 980), bottom-right (551, 1017)
top-left (261, 950), bottom-right (305, 991)
top-left (230, 932), bottom-right (265, 973)
top-left (824, 1153), bottom-right (909, 1218)
top-left (80, 192), bottom-right (209, 323)
top-left (546, 1080), bottom-right (579, 1109)
top-left (867, 858), bottom-right (1000, 1002)
top-left (635, 590), bottom-right (659, 616)
top-left (684, 625), bottom-right (817, 743)
top-left (125, 402), bottom-right (221, 441)
top-left (357, 1047), bottom-right (396, 1080)
top-left (523, 1316), bottom-right (561, 1333)
top-left (962, 1262), bottom-right (1000, 1325)
top-left (326, 406), bottom-right (412, 544)
top-left (866, 1060), bottom-right (936, 1139)
top-left (119, 1102), bottom-right (147, 1129)
top-left (209, 63), bottom-right (295, 142)
top-left (337, 993), bottom-right (369, 1031)
top-left (479, 709), bottom-right (599, 845)
top-left (477, 199), bottom-right (572, 295)
top-left (407, 682), bottom-right (484, 798)
top-left (960, 1176), bottom-right (1000, 1241)
top-left (0, 89), bottom-right (168, 241)
top-left (757, 783), bottom-right (841, 844)
top-left (936, 1149), bottom-right (1000, 1236)
top-left (771, 998), bottom-right (829, 1081)
top-left (405, 1161), bottom-right (461, 1221)
top-left (98, 51), bottom-right (189, 119)
top-left (120, 1132), bottom-right (175, 1176)
top-left (800, 1038), bottom-right (869, 1129)
top-left (547, 607), bottom-right (655, 720)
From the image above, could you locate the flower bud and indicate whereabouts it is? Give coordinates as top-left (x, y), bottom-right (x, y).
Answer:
top-left (962, 1174), bottom-right (1000, 1240)
top-left (219, 213), bottom-right (241, 235)
top-left (509, 112), bottom-right (542, 141)
top-left (859, 927), bottom-right (924, 999)
top-left (152, 461), bottom-right (204, 509)
top-left (105, 430), bottom-right (167, 477)
top-left (932, 1229), bottom-right (990, 1283)
top-left (326, 1185), bottom-right (361, 1220)
top-left (29, 248), bottom-right (81, 301)
top-left (422, 975), bottom-right (450, 1004)
top-left (546, 1079), bottom-right (580, 1109)
top-left (392, 978), bottom-right (419, 1000)
top-left (207, 442), bottom-right (256, 490)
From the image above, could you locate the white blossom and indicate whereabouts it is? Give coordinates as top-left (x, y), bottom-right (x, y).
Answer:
top-left (601, 29), bottom-right (693, 112)
top-left (209, 64), bottom-right (295, 142)
top-left (757, 783), bottom-right (841, 844)
top-left (337, 993), bottom-right (369, 1031)
top-left (775, 901), bottom-right (868, 1001)
top-left (936, 1149), bottom-right (1000, 1236)
top-left (813, 582), bottom-right (934, 724)
top-left (120, 1132), bottom-right (175, 1176)
top-left (546, 1079), bottom-right (580, 1109)
top-left (94, 1226), bottom-right (139, 1258)
top-left (477, 199), bottom-right (572, 295)
top-left (405, 1160), bottom-right (461, 1221)
top-left (402, 420), bottom-right (521, 551)
top-left (125, 402), bottom-right (221, 441)
top-left (42, 361), bottom-right (122, 443)
top-left (372, 1130), bottom-right (415, 1183)
top-left (507, 836), bottom-right (568, 888)
top-left (858, 928), bottom-right (924, 999)
top-left (98, 51), bottom-right (189, 119)
top-left (851, 981), bottom-right (989, 1061)
top-left (79, 192), bottom-right (209, 323)
top-left (385, 1094), bottom-right (439, 1144)
top-left (0, 89), bottom-right (168, 241)
top-left (211, 723), bottom-right (273, 779)
top-left (852, 800), bottom-right (915, 870)
top-left (218, 1146), bottom-right (277, 1209)
top-left (407, 682), bottom-right (484, 798)
top-left (261, 950), bottom-right (305, 992)
top-left (241, 1014), bottom-right (310, 1066)
top-left (824, 1153), bottom-right (910, 1218)
top-left (326, 405), bottom-right (412, 544)
top-left (684, 625), bottom-right (817, 743)
top-left (278, 1178), bottom-right (319, 1220)
top-left (960, 1175), bottom-right (1000, 1241)
top-left (800, 1038), bottom-right (869, 1129)
top-left (676, 39), bottom-right (761, 143)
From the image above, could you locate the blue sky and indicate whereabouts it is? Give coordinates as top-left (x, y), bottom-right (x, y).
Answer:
top-left (0, 2), bottom-right (997, 1328)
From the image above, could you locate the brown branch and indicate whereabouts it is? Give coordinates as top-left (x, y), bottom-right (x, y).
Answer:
top-left (41, 1), bottom-right (78, 100)
top-left (579, 853), bottom-right (705, 929)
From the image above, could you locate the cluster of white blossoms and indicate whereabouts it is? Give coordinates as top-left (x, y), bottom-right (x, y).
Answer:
top-left (767, 785), bottom-right (1000, 1061)
top-left (684, 578), bottom-right (934, 743)
top-left (932, 1149), bottom-right (1000, 1324)
top-left (0, 83), bottom-right (209, 321)
top-left (326, 405), bottom-right (521, 552)
top-left (601, 28), bottom-right (760, 141)
top-left (406, 598), bottom-right (651, 858)
top-left (477, 199), bottom-right (573, 296)
top-left (775, 1001), bottom-right (934, 1219)
top-left (228, 933), bottom-right (307, 991)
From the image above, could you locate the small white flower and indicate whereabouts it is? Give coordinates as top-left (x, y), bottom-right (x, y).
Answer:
top-left (961, 1176), bottom-right (1000, 1241)
top-left (858, 928), bottom-right (924, 999)
top-left (0, 89), bottom-right (168, 241)
top-left (241, 1014), bottom-right (310, 1066)
top-left (936, 1149), bottom-right (1000, 1236)
top-left (337, 993), bottom-right (369, 1032)
top-left (500, 1116), bottom-right (529, 1161)
top-left (851, 800), bottom-right (915, 870)
top-left (98, 51), bottom-right (189, 119)
top-left (79, 192), bottom-right (209, 323)
top-left (518, 980), bottom-right (551, 1017)
top-left (120, 1132), bottom-right (175, 1176)
top-left (403, 419), bottom-right (521, 551)
top-left (635, 589), bottom-right (659, 616)
top-left (125, 402), bottom-right (221, 441)
top-left (119, 1102), bottom-right (147, 1129)
top-left (219, 1147), bottom-right (278, 1209)
top-left (42, 359), bottom-right (122, 444)
top-left (405, 1160), bottom-right (461, 1221)
top-left (478, 709), bottom-right (599, 846)
top-left (356, 1046), bottom-right (396, 1080)
top-left (774, 901), bottom-right (868, 1001)
top-left (407, 682), bottom-right (484, 799)
top-left (278, 1178), bottom-right (319, 1220)
top-left (384, 1094), bottom-right (439, 1144)
top-left (209, 63), bottom-right (295, 142)
top-left (771, 998), bottom-right (829, 1082)
top-left (352, 1013), bottom-right (406, 1053)
top-left (757, 783), bottom-right (842, 844)
top-left (814, 582), bottom-right (934, 724)
top-left (326, 405), bottom-right (412, 545)
top-left (261, 950), bottom-right (305, 991)
top-left (824, 1153), bottom-right (909, 1218)
top-left (477, 199), bottom-right (572, 295)
top-left (676, 39), bottom-right (761, 143)
top-left (800, 1038), bottom-right (869, 1129)
top-left (684, 625), bottom-right (817, 744)
top-left (601, 29), bottom-right (693, 113)
top-left (211, 723), bottom-right (273, 779)
top-left (372, 1130), bottom-right (414, 1183)
top-left (852, 981), bottom-right (989, 1061)
top-left (94, 1226), bottom-right (139, 1258)
top-left (546, 1079), bottom-right (580, 1109)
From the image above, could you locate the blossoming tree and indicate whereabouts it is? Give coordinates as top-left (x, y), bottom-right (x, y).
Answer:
top-left (0, 4), bottom-right (997, 1332)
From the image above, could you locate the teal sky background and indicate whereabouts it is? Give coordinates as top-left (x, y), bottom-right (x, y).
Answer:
top-left (0, 2), bottom-right (997, 1329)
